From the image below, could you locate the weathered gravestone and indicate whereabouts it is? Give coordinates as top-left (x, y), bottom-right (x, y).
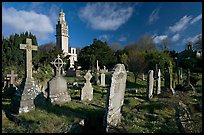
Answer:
top-left (156, 69), bottom-right (161, 95)
top-left (164, 61), bottom-right (175, 94)
top-left (104, 64), bottom-right (127, 132)
top-left (7, 70), bottom-right (18, 87)
top-left (75, 70), bottom-right (81, 77)
top-left (48, 54), bottom-right (71, 104)
top-left (11, 38), bottom-right (40, 114)
top-left (147, 70), bottom-right (154, 99)
top-left (80, 70), bottom-right (93, 101)
top-left (4, 71), bottom-right (18, 97)
top-left (101, 72), bottom-right (106, 87)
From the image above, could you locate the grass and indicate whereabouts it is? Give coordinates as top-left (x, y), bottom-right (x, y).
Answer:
top-left (2, 72), bottom-right (202, 133)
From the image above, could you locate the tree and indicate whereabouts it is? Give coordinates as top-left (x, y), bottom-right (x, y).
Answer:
top-left (144, 50), bottom-right (173, 75)
top-left (110, 42), bottom-right (122, 52)
top-left (124, 34), bottom-right (156, 53)
top-left (160, 37), bottom-right (171, 51)
top-left (127, 50), bottom-right (147, 83)
top-left (193, 35), bottom-right (202, 50)
top-left (78, 39), bottom-right (117, 70)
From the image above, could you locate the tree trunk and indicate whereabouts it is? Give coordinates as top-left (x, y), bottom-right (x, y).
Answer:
top-left (134, 73), bottom-right (138, 84)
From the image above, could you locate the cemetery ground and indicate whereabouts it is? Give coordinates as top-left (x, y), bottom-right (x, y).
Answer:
top-left (2, 72), bottom-right (202, 133)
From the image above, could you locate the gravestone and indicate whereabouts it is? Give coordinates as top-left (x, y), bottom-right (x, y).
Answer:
top-left (147, 70), bottom-right (154, 99)
top-left (156, 69), bottom-right (161, 95)
top-left (11, 38), bottom-right (40, 114)
top-left (164, 61), bottom-right (175, 94)
top-left (101, 72), bottom-right (105, 87)
top-left (75, 70), bottom-right (81, 77)
top-left (7, 70), bottom-right (18, 87)
top-left (104, 64), bottom-right (127, 132)
top-left (96, 60), bottom-right (100, 71)
top-left (48, 54), bottom-right (71, 104)
top-left (142, 73), bottom-right (145, 81)
top-left (81, 70), bottom-right (93, 101)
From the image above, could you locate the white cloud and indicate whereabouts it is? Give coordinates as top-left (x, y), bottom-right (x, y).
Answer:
top-left (99, 34), bottom-right (109, 41)
top-left (169, 15), bottom-right (192, 33)
top-left (78, 2), bottom-right (134, 31)
top-left (171, 33), bottom-right (180, 42)
top-left (183, 33), bottom-right (202, 44)
top-left (118, 36), bottom-right (127, 42)
top-left (190, 14), bottom-right (202, 24)
top-left (148, 8), bottom-right (160, 25)
top-left (31, 2), bottom-right (44, 9)
top-left (2, 7), bottom-right (54, 40)
top-left (153, 35), bottom-right (168, 44)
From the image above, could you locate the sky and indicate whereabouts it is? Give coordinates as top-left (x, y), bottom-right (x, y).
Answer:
top-left (2, 2), bottom-right (202, 52)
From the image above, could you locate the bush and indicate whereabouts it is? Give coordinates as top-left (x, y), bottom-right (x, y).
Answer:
top-left (190, 74), bottom-right (200, 86)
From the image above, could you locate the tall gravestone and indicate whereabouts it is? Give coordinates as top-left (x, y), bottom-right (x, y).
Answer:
top-left (164, 61), bottom-right (175, 94)
top-left (11, 38), bottom-right (40, 114)
top-left (104, 64), bottom-right (127, 132)
top-left (101, 72), bottom-right (106, 87)
top-left (81, 70), bottom-right (93, 101)
top-left (48, 54), bottom-right (71, 104)
top-left (156, 69), bottom-right (161, 95)
top-left (147, 70), bottom-right (154, 99)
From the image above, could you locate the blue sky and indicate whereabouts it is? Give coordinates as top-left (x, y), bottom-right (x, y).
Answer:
top-left (2, 2), bottom-right (202, 52)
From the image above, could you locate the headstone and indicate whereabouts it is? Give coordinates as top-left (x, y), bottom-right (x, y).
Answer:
top-left (75, 70), bottom-right (81, 77)
top-left (164, 61), bottom-right (175, 94)
top-left (81, 70), bottom-right (93, 101)
top-left (96, 60), bottom-right (99, 71)
top-left (6, 70), bottom-right (18, 87)
top-left (187, 69), bottom-right (190, 86)
top-left (156, 69), bottom-right (161, 95)
top-left (179, 67), bottom-right (183, 80)
top-left (104, 64), bottom-right (127, 132)
top-left (11, 38), bottom-right (40, 114)
top-left (142, 73), bottom-right (145, 81)
top-left (101, 72), bottom-right (106, 87)
top-left (147, 70), bottom-right (154, 99)
top-left (48, 54), bottom-right (71, 104)
top-left (95, 72), bottom-right (100, 85)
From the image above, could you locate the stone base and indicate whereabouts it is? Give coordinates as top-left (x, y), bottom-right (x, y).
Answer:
top-left (48, 76), bottom-right (71, 105)
top-left (10, 77), bottom-right (40, 114)
top-left (49, 92), bottom-right (71, 105)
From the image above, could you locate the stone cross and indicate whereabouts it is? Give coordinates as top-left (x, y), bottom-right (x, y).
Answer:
top-left (51, 54), bottom-right (66, 76)
top-left (7, 70), bottom-right (18, 85)
top-left (20, 38), bottom-right (38, 79)
top-left (84, 70), bottom-right (92, 83)
top-left (147, 70), bottom-right (154, 99)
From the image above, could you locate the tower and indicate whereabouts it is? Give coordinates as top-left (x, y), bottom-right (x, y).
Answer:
top-left (56, 10), bottom-right (69, 56)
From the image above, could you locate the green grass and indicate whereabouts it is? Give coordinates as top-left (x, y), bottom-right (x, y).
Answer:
top-left (2, 72), bottom-right (202, 133)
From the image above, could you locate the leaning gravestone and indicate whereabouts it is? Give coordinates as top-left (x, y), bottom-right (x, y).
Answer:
top-left (81, 70), bottom-right (93, 101)
top-left (104, 64), bottom-right (127, 132)
top-left (147, 70), bottom-right (154, 99)
top-left (11, 38), bottom-right (40, 114)
top-left (48, 54), bottom-right (71, 104)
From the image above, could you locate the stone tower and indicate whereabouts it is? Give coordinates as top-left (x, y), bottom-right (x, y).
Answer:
top-left (56, 10), bottom-right (69, 56)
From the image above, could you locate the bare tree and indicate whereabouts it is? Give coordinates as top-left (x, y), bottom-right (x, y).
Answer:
top-left (127, 50), bottom-right (147, 83)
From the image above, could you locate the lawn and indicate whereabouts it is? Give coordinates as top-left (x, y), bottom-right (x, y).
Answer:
top-left (2, 72), bottom-right (202, 133)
